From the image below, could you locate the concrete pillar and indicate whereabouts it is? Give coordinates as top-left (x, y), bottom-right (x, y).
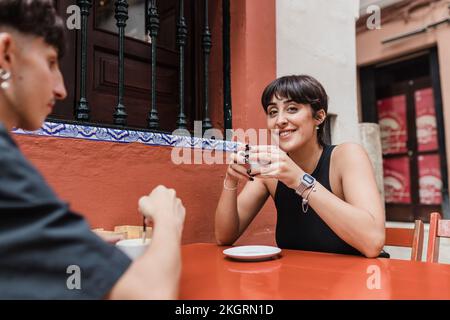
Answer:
top-left (276, 0), bottom-right (361, 144)
top-left (359, 122), bottom-right (385, 205)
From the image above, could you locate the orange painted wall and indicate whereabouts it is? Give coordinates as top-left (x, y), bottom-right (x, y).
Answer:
top-left (13, 0), bottom-right (277, 246)
top-left (230, 0), bottom-right (276, 132)
top-left (14, 134), bottom-right (227, 244)
top-left (229, 0), bottom-right (277, 245)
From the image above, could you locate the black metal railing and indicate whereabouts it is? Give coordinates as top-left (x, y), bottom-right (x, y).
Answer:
top-left (147, 0), bottom-right (159, 130)
top-left (73, 0), bottom-right (232, 135)
top-left (201, 0), bottom-right (212, 131)
top-left (113, 0), bottom-right (128, 126)
top-left (176, 0), bottom-right (188, 130)
top-left (75, 0), bottom-right (91, 121)
top-left (222, 0), bottom-right (232, 132)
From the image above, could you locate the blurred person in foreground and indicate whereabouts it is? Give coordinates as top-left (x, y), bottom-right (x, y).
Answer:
top-left (0, 0), bottom-right (185, 299)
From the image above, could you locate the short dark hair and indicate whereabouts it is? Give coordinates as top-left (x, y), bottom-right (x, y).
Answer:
top-left (261, 75), bottom-right (329, 146)
top-left (0, 0), bottom-right (65, 57)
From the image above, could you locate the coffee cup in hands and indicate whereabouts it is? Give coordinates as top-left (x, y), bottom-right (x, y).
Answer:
top-left (235, 147), bottom-right (261, 174)
top-left (249, 158), bottom-right (261, 171)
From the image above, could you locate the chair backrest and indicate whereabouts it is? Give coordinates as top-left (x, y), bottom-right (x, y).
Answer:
top-left (385, 220), bottom-right (424, 261)
top-left (426, 212), bottom-right (450, 263)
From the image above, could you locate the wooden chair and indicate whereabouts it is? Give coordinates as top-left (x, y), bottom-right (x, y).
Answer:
top-left (385, 220), bottom-right (425, 261)
top-left (426, 212), bottom-right (450, 263)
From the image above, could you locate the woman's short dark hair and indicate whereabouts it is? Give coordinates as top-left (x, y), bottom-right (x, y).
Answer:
top-left (0, 0), bottom-right (65, 57)
top-left (261, 75), bottom-right (329, 146)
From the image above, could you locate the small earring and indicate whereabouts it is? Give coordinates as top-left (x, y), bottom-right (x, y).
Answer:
top-left (316, 126), bottom-right (320, 130)
top-left (0, 81), bottom-right (9, 90)
top-left (0, 69), bottom-right (11, 90)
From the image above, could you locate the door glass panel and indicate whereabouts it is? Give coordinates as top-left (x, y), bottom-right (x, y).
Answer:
top-left (383, 157), bottom-right (411, 204)
top-left (418, 154), bottom-right (442, 205)
top-left (95, 0), bottom-right (148, 42)
top-left (377, 95), bottom-right (408, 155)
top-left (415, 88), bottom-right (438, 152)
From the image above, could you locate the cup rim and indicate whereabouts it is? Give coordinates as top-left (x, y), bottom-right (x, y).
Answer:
top-left (116, 238), bottom-right (151, 247)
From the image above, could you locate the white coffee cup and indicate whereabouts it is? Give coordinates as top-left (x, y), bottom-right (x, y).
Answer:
top-left (249, 160), bottom-right (261, 171)
top-left (116, 238), bottom-right (151, 260)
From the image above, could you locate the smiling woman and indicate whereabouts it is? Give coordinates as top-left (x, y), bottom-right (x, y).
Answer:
top-left (215, 75), bottom-right (386, 258)
top-left (262, 75), bottom-right (328, 150)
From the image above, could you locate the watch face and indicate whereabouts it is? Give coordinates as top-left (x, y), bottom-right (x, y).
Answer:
top-left (303, 174), bottom-right (315, 185)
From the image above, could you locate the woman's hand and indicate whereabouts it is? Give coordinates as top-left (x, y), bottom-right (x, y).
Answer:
top-left (226, 146), bottom-right (253, 187)
top-left (247, 145), bottom-right (304, 189)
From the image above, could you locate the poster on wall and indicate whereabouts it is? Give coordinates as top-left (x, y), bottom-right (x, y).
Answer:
top-left (383, 157), bottom-right (411, 204)
top-left (418, 154), bottom-right (442, 205)
top-left (377, 95), bottom-right (408, 155)
top-left (415, 88), bottom-right (438, 152)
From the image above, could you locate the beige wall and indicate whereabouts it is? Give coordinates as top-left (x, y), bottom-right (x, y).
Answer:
top-left (276, 0), bottom-right (361, 144)
top-left (356, 0), bottom-right (450, 200)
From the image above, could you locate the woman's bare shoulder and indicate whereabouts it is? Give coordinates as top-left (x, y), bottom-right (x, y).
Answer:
top-left (333, 143), bottom-right (371, 170)
top-left (334, 143), bottom-right (368, 157)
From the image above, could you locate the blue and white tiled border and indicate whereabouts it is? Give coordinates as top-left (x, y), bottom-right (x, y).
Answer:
top-left (12, 121), bottom-right (238, 152)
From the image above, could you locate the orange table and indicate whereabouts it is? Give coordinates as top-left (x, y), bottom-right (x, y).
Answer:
top-left (179, 243), bottom-right (450, 299)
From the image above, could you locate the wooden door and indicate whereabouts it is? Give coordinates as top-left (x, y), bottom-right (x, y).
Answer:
top-left (360, 50), bottom-right (448, 222)
top-left (53, 0), bottom-right (203, 132)
top-left (377, 77), bottom-right (442, 221)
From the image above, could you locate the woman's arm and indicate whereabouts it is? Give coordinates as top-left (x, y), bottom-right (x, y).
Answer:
top-left (215, 177), bottom-right (270, 245)
top-left (214, 152), bottom-right (270, 245)
top-left (306, 143), bottom-right (385, 257)
top-left (248, 143), bottom-right (385, 258)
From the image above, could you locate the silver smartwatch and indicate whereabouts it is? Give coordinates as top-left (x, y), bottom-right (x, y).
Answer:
top-left (295, 173), bottom-right (316, 197)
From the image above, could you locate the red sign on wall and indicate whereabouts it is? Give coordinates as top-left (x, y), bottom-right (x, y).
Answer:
top-left (378, 95), bottom-right (408, 155)
top-left (415, 88), bottom-right (438, 152)
top-left (383, 157), bottom-right (411, 204)
top-left (418, 154), bottom-right (442, 205)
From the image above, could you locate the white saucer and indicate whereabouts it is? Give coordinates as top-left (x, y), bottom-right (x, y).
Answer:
top-left (223, 245), bottom-right (282, 261)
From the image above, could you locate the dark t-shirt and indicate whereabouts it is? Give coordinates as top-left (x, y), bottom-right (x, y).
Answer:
top-left (0, 123), bottom-right (131, 299)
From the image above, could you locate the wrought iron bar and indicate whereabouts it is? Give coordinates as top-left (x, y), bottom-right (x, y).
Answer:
top-left (223, 0), bottom-right (232, 135)
top-left (202, 0), bottom-right (213, 131)
top-left (145, 0), bottom-right (149, 40)
top-left (147, 0), bottom-right (160, 129)
top-left (113, 0), bottom-right (129, 126)
top-left (75, 0), bottom-right (91, 121)
top-left (176, 0), bottom-right (188, 129)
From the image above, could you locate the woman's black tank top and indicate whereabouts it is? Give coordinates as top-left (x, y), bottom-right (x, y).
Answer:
top-left (274, 144), bottom-right (362, 256)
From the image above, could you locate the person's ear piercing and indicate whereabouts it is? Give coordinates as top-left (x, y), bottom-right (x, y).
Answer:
top-left (0, 69), bottom-right (11, 90)
top-left (0, 81), bottom-right (9, 90)
top-left (316, 126), bottom-right (320, 130)
top-left (0, 69), bottom-right (10, 80)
